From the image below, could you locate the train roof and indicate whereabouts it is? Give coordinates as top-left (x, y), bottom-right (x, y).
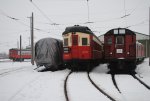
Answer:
top-left (105, 28), bottom-right (136, 35)
top-left (62, 25), bottom-right (94, 35)
top-left (62, 25), bottom-right (103, 44)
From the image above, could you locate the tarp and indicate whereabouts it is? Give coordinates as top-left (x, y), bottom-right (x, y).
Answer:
top-left (34, 38), bottom-right (64, 71)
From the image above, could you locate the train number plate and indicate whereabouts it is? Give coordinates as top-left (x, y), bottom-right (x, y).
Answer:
top-left (116, 49), bottom-right (123, 53)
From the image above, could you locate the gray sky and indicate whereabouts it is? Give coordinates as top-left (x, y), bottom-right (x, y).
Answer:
top-left (0, 0), bottom-right (150, 53)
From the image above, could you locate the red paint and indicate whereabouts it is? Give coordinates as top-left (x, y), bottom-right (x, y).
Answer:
top-left (63, 34), bottom-right (103, 63)
top-left (104, 29), bottom-right (145, 61)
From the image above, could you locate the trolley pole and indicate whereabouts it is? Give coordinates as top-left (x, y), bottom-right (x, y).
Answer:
top-left (31, 12), bottom-right (34, 65)
top-left (87, 0), bottom-right (89, 23)
top-left (20, 35), bottom-right (22, 62)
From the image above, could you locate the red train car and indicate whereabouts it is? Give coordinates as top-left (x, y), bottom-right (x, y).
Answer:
top-left (9, 48), bottom-right (31, 61)
top-left (62, 25), bottom-right (103, 70)
top-left (104, 28), bottom-right (145, 71)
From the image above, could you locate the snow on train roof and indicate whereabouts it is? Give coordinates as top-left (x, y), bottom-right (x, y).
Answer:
top-left (62, 25), bottom-right (94, 35)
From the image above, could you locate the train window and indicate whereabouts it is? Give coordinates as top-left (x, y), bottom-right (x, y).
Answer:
top-left (107, 38), bottom-right (112, 44)
top-left (64, 38), bottom-right (68, 46)
top-left (116, 36), bottom-right (124, 44)
top-left (82, 38), bottom-right (87, 45)
top-left (114, 29), bottom-right (118, 34)
top-left (119, 29), bottom-right (125, 34)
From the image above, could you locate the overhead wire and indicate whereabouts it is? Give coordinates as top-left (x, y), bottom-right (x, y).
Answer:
top-left (126, 19), bottom-right (149, 28)
top-left (29, 0), bottom-right (142, 27)
top-left (0, 9), bottom-right (62, 37)
top-left (1, 0), bottom-right (148, 36)
top-left (91, 0), bottom-right (148, 33)
top-left (31, 1), bottom-right (53, 23)
top-left (89, 18), bottom-right (149, 35)
top-left (0, 9), bottom-right (31, 28)
top-left (1, 4), bottom-right (62, 38)
top-left (129, 1), bottom-right (142, 15)
top-left (30, 0), bottom-right (62, 32)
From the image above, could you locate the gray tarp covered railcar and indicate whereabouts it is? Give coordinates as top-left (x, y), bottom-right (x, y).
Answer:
top-left (35, 38), bottom-right (64, 71)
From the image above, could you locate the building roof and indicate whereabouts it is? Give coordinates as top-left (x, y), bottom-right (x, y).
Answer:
top-left (135, 32), bottom-right (149, 40)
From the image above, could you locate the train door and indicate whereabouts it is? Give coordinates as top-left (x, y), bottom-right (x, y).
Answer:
top-left (115, 35), bottom-right (125, 58)
top-left (71, 34), bottom-right (79, 59)
top-left (104, 36), bottom-right (113, 58)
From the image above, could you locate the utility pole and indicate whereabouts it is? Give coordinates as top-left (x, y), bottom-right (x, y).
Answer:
top-left (29, 37), bottom-right (31, 46)
top-left (20, 35), bottom-right (22, 62)
top-left (17, 41), bottom-right (19, 49)
top-left (149, 7), bottom-right (150, 66)
top-left (31, 12), bottom-right (34, 65)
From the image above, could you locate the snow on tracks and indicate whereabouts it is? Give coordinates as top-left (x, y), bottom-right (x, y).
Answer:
top-left (64, 71), bottom-right (72, 101)
top-left (131, 74), bottom-right (150, 90)
top-left (0, 66), bottom-right (29, 77)
top-left (88, 72), bottom-right (116, 101)
top-left (115, 75), bottom-right (150, 101)
top-left (0, 61), bottom-right (70, 101)
top-left (0, 61), bottom-right (33, 77)
top-left (9, 70), bottom-right (70, 101)
top-left (0, 68), bottom-right (40, 101)
top-left (67, 72), bottom-right (110, 101)
top-left (89, 72), bottom-right (125, 101)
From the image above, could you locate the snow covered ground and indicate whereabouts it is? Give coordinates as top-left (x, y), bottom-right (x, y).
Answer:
top-left (0, 58), bottom-right (150, 101)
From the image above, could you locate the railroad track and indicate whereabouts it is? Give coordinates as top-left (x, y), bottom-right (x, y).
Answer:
top-left (0, 66), bottom-right (29, 77)
top-left (130, 73), bottom-right (150, 90)
top-left (64, 71), bottom-right (119, 101)
top-left (8, 73), bottom-right (43, 101)
top-left (111, 74), bottom-right (121, 93)
top-left (64, 70), bottom-right (150, 101)
top-left (0, 60), bottom-right (12, 62)
top-left (64, 71), bottom-right (72, 101)
top-left (87, 72), bottom-right (116, 101)
top-left (110, 72), bottom-right (150, 99)
top-left (110, 72), bottom-right (150, 94)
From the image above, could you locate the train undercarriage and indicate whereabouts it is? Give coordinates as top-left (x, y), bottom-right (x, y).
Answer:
top-left (107, 59), bottom-right (137, 72)
top-left (64, 59), bottom-right (101, 71)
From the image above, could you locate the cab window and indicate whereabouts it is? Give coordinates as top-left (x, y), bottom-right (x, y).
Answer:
top-left (119, 29), bottom-right (125, 34)
top-left (82, 38), bottom-right (88, 45)
top-left (116, 36), bottom-right (124, 44)
top-left (114, 29), bottom-right (118, 34)
top-left (64, 38), bottom-right (68, 46)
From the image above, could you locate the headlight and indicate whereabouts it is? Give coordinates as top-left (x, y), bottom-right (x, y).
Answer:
top-left (63, 47), bottom-right (70, 53)
top-left (64, 47), bottom-right (69, 51)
